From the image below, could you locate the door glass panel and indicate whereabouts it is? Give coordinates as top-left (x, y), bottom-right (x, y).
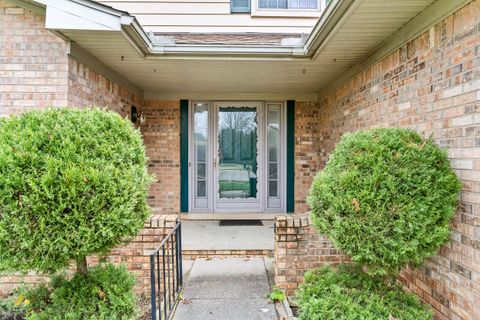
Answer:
top-left (218, 107), bottom-right (258, 199)
top-left (196, 145), bottom-right (206, 162)
top-left (194, 103), bottom-right (209, 200)
top-left (267, 104), bottom-right (281, 199)
top-left (269, 163), bottom-right (278, 179)
top-left (197, 163), bottom-right (206, 179)
top-left (197, 181), bottom-right (206, 197)
top-left (269, 181), bottom-right (278, 198)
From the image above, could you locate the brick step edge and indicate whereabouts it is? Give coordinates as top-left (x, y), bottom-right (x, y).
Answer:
top-left (182, 249), bottom-right (273, 260)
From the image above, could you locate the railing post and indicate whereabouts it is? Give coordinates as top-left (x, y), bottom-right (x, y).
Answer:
top-left (150, 255), bottom-right (157, 320)
top-left (167, 241), bottom-right (171, 311)
top-left (175, 227), bottom-right (180, 292)
top-left (156, 252), bottom-right (161, 318)
top-left (149, 222), bottom-right (183, 320)
top-left (162, 246), bottom-right (167, 320)
top-left (171, 236), bottom-right (176, 296)
top-left (178, 223), bottom-right (183, 285)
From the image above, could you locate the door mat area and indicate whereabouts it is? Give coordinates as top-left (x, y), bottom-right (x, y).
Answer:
top-left (219, 220), bottom-right (264, 226)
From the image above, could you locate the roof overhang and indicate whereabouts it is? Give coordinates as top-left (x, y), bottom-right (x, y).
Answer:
top-left (14, 0), bottom-right (361, 59)
top-left (8, 0), bottom-right (472, 100)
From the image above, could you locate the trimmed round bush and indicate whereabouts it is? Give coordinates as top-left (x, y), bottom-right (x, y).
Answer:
top-left (308, 128), bottom-right (461, 276)
top-left (296, 265), bottom-right (433, 320)
top-left (0, 108), bottom-right (153, 274)
top-left (16, 264), bottom-right (138, 320)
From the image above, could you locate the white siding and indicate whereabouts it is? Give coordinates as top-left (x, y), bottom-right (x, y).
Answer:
top-left (98, 0), bottom-right (320, 33)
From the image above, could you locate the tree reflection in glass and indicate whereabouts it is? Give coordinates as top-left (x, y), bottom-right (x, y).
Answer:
top-left (218, 107), bottom-right (258, 199)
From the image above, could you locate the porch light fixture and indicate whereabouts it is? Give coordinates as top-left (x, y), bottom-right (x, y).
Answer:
top-left (131, 105), bottom-right (138, 123)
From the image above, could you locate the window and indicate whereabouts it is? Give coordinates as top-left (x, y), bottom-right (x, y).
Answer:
top-left (266, 104), bottom-right (281, 202)
top-left (192, 102), bottom-right (210, 209)
top-left (258, 0), bottom-right (317, 9)
top-left (231, 0), bottom-right (251, 13)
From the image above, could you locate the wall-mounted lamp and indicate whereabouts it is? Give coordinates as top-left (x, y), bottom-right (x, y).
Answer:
top-left (131, 105), bottom-right (138, 123)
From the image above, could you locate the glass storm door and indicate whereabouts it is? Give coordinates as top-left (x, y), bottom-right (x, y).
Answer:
top-left (214, 102), bottom-right (263, 212)
top-left (190, 101), bottom-right (284, 213)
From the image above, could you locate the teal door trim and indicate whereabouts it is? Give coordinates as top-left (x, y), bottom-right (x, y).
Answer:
top-left (286, 100), bottom-right (295, 213)
top-left (180, 99), bottom-right (189, 213)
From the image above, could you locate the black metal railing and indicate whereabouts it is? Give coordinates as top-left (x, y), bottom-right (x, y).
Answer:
top-left (150, 222), bottom-right (183, 320)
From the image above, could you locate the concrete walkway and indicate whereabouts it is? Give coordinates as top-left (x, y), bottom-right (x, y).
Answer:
top-left (173, 257), bottom-right (278, 320)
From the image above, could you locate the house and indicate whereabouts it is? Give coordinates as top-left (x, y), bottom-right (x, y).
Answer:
top-left (0, 0), bottom-right (479, 319)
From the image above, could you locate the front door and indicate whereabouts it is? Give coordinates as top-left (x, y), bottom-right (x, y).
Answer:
top-left (189, 101), bottom-right (285, 213)
top-left (214, 102), bottom-right (263, 212)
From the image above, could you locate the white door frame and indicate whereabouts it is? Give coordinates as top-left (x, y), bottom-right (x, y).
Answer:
top-left (188, 100), bottom-right (286, 214)
top-left (212, 101), bottom-right (264, 213)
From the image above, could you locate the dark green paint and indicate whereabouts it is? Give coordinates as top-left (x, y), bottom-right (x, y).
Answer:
top-left (180, 100), bottom-right (189, 213)
top-left (286, 100), bottom-right (295, 213)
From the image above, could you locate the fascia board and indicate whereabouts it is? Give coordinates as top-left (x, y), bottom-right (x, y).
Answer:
top-left (41, 0), bottom-right (122, 31)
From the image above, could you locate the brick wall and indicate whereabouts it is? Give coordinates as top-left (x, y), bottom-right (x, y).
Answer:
top-left (0, 0), bottom-right (143, 117)
top-left (274, 214), bottom-right (349, 297)
top-left (142, 100), bottom-right (181, 214)
top-left (0, 215), bottom-right (178, 296)
top-left (294, 101), bottom-right (323, 213)
top-left (92, 214), bottom-right (178, 295)
top-left (0, 0), bottom-right (68, 116)
top-left (67, 57), bottom-right (143, 116)
top-left (279, 2), bottom-right (480, 319)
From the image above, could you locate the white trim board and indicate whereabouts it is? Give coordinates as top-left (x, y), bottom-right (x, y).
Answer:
top-left (144, 91), bottom-right (318, 102)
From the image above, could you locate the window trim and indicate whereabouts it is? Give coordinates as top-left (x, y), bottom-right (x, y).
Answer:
top-left (251, 0), bottom-right (324, 17)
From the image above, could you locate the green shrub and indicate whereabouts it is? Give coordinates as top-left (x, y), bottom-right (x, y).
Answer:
top-left (0, 108), bottom-right (153, 274)
top-left (267, 287), bottom-right (285, 303)
top-left (308, 129), bottom-right (461, 276)
top-left (296, 265), bottom-right (432, 320)
top-left (17, 264), bottom-right (138, 320)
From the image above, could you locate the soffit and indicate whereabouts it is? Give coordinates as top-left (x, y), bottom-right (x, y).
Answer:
top-left (58, 0), bottom-right (437, 99)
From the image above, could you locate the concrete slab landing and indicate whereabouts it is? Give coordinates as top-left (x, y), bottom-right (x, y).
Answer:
top-left (173, 258), bottom-right (278, 320)
top-left (181, 220), bottom-right (274, 251)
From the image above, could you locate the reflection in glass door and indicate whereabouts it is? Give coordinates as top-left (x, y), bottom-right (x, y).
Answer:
top-left (214, 102), bottom-right (263, 212)
top-left (217, 107), bottom-right (258, 199)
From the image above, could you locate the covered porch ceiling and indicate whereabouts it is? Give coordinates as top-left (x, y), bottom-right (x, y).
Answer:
top-left (21, 0), bottom-right (469, 100)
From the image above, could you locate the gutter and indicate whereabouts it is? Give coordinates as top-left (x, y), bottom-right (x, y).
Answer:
top-left (304, 0), bottom-right (360, 58)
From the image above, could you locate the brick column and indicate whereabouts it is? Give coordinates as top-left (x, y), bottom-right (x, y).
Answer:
top-left (274, 214), bottom-right (349, 297)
